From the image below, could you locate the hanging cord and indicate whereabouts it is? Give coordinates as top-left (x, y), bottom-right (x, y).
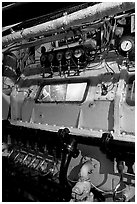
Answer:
top-left (101, 18), bottom-right (117, 59)
top-left (85, 18), bottom-right (117, 72)
top-left (99, 18), bottom-right (117, 80)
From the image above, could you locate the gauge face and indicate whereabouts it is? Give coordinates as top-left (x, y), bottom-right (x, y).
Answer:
top-left (121, 40), bottom-right (132, 52)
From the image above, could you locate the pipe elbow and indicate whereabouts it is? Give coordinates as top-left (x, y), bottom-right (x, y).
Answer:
top-left (80, 161), bottom-right (94, 180)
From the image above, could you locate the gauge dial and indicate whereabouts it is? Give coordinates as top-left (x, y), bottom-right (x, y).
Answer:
top-left (121, 40), bottom-right (132, 52)
top-left (118, 36), bottom-right (135, 61)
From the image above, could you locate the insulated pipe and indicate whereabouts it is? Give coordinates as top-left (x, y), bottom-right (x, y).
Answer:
top-left (2, 2), bottom-right (135, 47)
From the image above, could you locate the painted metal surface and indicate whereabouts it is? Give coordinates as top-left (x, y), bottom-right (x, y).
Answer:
top-left (10, 60), bottom-right (135, 140)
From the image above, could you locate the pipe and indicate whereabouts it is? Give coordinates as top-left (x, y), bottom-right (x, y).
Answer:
top-left (58, 128), bottom-right (79, 187)
top-left (2, 2), bottom-right (135, 47)
top-left (79, 161), bottom-right (94, 180)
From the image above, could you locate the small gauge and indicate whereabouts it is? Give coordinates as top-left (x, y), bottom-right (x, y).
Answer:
top-left (119, 36), bottom-right (134, 52)
top-left (121, 40), bottom-right (132, 52)
top-left (118, 35), bottom-right (135, 61)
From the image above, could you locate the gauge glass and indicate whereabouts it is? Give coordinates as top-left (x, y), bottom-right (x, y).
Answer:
top-left (74, 49), bottom-right (83, 58)
top-left (121, 40), bottom-right (132, 52)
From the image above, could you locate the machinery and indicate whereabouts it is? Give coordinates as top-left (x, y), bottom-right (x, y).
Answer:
top-left (2, 2), bottom-right (135, 202)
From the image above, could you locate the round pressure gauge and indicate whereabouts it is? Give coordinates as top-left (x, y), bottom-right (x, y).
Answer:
top-left (120, 40), bottom-right (132, 52)
top-left (118, 35), bottom-right (135, 61)
top-left (56, 52), bottom-right (63, 61)
top-left (119, 36), bottom-right (135, 53)
top-left (74, 48), bottom-right (83, 58)
top-left (65, 50), bottom-right (72, 60)
top-left (48, 53), bottom-right (54, 62)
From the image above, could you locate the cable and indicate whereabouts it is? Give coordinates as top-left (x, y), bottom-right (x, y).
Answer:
top-left (105, 61), bottom-right (115, 73)
top-left (90, 180), bottom-right (113, 195)
top-left (86, 61), bottom-right (103, 70)
top-left (68, 176), bottom-right (128, 196)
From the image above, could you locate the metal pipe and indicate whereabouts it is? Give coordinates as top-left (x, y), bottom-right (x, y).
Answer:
top-left (2, 2), bottom-right (135, 47)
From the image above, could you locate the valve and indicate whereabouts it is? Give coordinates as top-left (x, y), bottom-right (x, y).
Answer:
top-left (71, 180), bottom-right (93, 201)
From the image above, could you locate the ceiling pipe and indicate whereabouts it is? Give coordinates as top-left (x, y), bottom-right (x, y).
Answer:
top-left (2, 2), bottom-right (135, 47)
